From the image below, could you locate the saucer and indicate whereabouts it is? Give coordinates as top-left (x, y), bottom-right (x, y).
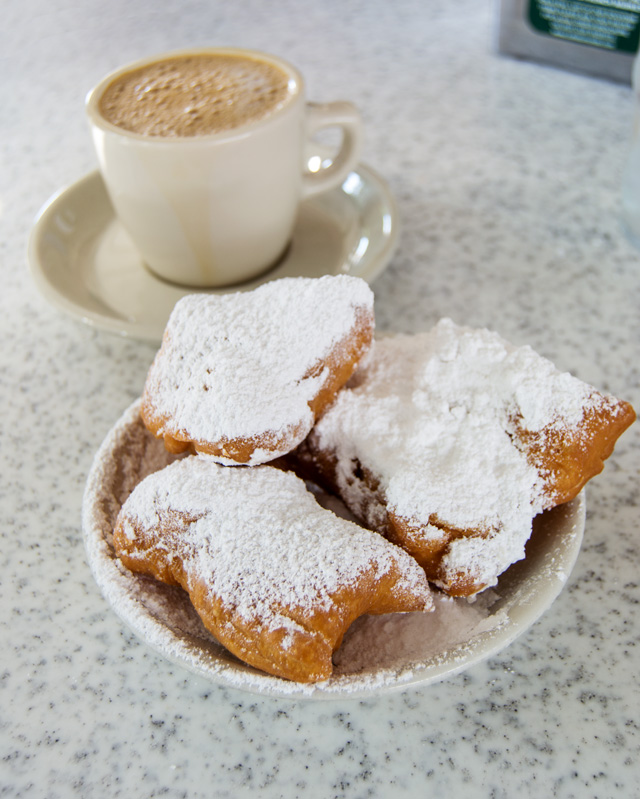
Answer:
top-left (29, 163), bottom-right (398, 343)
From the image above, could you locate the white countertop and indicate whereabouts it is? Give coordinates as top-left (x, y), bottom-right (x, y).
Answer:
top-left (1, 1), bottom-right (639, 797)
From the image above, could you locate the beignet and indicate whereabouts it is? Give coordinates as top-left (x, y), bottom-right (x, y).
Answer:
top-left (113, 457), bottom-right (432, 683)
top-left (291, 319), bottom-right (635, 597)
top-left (141, 275), bottom-right (374, 464)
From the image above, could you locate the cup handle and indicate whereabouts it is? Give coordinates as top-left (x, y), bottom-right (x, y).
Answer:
top-left (302, 101), bottom-right (362, 197)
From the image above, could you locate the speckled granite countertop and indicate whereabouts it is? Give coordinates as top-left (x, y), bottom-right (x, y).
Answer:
top-left (1, 1), bottom-right (639, 797)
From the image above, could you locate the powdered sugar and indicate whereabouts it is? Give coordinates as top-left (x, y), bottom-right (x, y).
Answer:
top-left (142, 275), bottom-right (374, 463)
top-left (313, 319), bottom-right (604, 590)
top-left (333, 590), bottom-right (502, 673)
top-left (117, 457), bottom-right (432, 632)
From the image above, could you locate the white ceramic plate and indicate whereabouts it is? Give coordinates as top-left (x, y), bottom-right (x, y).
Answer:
top-left (29, 163), bottom-right (397, 344)
top-left (82, 401), bottom-right (586, 699)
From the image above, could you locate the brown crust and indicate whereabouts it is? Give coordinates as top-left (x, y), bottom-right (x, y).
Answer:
top-left (514, 397), bottom-right (636, 508)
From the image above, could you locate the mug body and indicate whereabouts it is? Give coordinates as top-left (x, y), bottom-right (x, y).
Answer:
top-left (86, 49), bottom-right (305, 287)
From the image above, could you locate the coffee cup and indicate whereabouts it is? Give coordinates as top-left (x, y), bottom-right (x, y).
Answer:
top-left (85, 48), bottom-right (362, 287)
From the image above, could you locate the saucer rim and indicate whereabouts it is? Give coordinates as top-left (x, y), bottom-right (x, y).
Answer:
top-left (28, 164), bottom-right (398, 343)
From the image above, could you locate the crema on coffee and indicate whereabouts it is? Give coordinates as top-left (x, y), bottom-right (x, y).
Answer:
top-left (98, 53), bottom-right (292, 137)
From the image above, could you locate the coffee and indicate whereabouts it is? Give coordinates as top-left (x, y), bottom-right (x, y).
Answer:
top-left (98, 53), bottom-right (292, 137)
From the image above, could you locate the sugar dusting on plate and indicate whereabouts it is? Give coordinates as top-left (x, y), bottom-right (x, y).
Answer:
top-left (333, 590), bottom-right (505, 674)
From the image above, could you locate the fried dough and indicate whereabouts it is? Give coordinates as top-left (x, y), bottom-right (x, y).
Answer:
top-left (291, 320), bottom-right (635, 597)
top-left (141, 275), bottom-right (374, 465)
top-left (113, 457), bottom-right (432, 682)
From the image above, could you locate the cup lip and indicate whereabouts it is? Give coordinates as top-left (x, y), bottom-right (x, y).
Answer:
top-left (85, 47), bottom-right (304, 143)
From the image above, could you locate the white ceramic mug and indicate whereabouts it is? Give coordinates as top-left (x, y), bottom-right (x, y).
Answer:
top-left (86, 48), bottom-right (362, 287)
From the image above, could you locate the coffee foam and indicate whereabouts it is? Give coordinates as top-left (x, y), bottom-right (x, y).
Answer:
top-left (98, 53), bottom-right (292, 137)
